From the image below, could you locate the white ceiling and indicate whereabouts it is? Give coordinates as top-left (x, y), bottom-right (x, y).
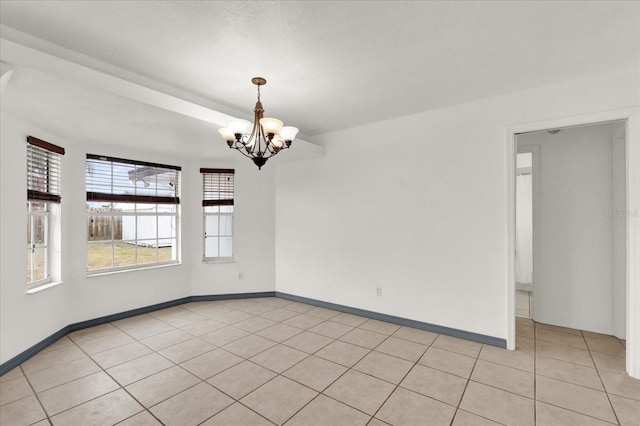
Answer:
top-left (1, 1), bottom-right (639, 154)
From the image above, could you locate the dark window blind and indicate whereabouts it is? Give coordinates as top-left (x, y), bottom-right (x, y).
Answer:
top-left (201, 168), bottom-right (234, 206)
top-left (27, 136), bottom-right (65, 203)
top-left (86, 154), bottom-right (181, 204)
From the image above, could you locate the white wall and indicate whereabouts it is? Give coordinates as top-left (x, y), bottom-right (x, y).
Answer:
top-left (519, 123), bottom-right (623, 334)
top-left (275, 67), bottom-right (639, 341)
top-left (188, 159), bottom-right (276, 296)
top-left (0, 112), bottom-right (276, 364)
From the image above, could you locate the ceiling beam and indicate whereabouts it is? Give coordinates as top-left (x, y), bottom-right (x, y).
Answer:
top-left (0, 31), bottom-right (323, 161)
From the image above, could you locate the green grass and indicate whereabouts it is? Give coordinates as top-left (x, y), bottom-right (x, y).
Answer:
top-left (28, 242), bottom-right (174, 283)
top-left (88, 242), bottom-right (174, 270)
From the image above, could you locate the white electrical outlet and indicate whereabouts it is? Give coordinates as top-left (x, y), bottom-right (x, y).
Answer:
top-left (238, 272), bottom-right (244, 280)
top-left (376, 287), bottom-right (382, 296)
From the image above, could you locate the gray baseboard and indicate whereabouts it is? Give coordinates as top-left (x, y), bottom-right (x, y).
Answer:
top-left (1, 290), bottom-right (505, 376)
top-left (0, 292), bottom-right (274, 376)
top-left (276, 292), bottom-right (506, 348)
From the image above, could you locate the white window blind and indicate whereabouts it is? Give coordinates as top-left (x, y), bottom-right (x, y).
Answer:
top-left (86, 154), bottom-right (180, 204)
top-left (201, 168), bottom-right (234, 206)
top-left (27, 136), bottom-right (65, 203)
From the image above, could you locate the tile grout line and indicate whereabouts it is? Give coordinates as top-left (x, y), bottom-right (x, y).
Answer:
top-left (581, 328), bottom-right (622, 426)
top-left (449, 341), bottom-right (483, 426)
top-left (68, 332), bottom-right (167, 425)
top-left (273, 321), bottom-right (401, 424)
top-left (220, 306), bottom-right (365, 424)
top-left (368, 332), bottom-right (433, 424)
top-left (79, 312), bottom-right (259, 425)
top-left (116, 305), bottom-right (280, 426)
top-left (20, 337), bottom-right (108, 422)
top-left (26, 338), bottom-right (139, 424)
top-left (20, 302), bottom-right (255, 424)
top-left (18, 364), bottom-right (51, 426)
top-left (527, 322), bottom-right (624, 425)
top-left (194, 305), bottom-right (368, 425)
top-left (263, 331), bottom-right (377, 424)
top-left (531, 320), bottom-right (621, 426)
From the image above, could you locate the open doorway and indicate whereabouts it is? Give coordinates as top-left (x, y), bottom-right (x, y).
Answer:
top-left (515, 122), bottom-right (626, 336)
top-left (515, 150), bottom-right (535, 319)
top-left (507, 109), bottom-right (639, 379)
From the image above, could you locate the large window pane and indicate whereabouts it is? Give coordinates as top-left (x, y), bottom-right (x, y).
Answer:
top-left (136, 216), bottom-right (157, 241)
top-left (205, 215), bottom-right (219, 235)
top-left (205, 236), bottom-right (219, 258)
top-left (121, 215), bottom-right (136, 241)
top-left (32, 215), bottom-right (46, 244)
top-left (33, 248), bottom-right (46, 281)
top-left (220, 237), bottom-right (233, 257)
top-left (158, 216), bottom-right (174, 239)
top-left (27, 202), bottom-right (50, 285)
top-left (219, 215), bottom-right (233, 237)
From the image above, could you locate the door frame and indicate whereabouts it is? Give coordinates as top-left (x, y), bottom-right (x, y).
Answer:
top-left (515, 145), bottom-right (539, 317)
top-left (505, 108), bottom-right (640, 379)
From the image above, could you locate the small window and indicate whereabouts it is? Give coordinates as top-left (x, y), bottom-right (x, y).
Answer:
top-left (201, 168), bottom-right (234, 260)
top-left (86, 155), bottom-right (181, 273)
top-left (27, 136), bottom-right (64, 288)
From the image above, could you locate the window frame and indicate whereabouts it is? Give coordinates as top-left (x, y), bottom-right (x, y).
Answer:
top-left (27, 201), bottom-right (50, 287)
top-left (26, 136), bottom-right (64, 290)
top-left (201, 168), bottom-right (235, 261)
top-left (86, 154), bottom-right (181, 274)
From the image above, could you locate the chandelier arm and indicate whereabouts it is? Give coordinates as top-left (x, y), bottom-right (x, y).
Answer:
top-left (230, 142), bottom-right (281, 160)
top-left (259, 126), bottom-right (268, 155)
top-left (232, 139), bottom-right (248, 151)
top-left (266, 143), bottom-right (276, 155)
top-left (230, 145), bottom-right (260, 160)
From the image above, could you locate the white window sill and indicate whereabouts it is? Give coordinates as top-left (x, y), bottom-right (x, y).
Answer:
top-left (203, 257), bottom-right (236, 264)
top-left (27, 280), bottom-right (63, 294)
top-left (87, 261), bottom-right (181, 277)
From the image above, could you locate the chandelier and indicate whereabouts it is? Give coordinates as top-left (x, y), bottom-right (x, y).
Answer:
top-left (218, 77), bottom-right (298, 169)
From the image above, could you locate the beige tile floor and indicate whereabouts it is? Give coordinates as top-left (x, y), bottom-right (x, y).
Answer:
top-left (0, 297), bottom-right (638, 425)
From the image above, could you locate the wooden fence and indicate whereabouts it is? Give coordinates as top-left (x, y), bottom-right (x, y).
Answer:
top-left (88, 216), bottom-right (122, 241)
